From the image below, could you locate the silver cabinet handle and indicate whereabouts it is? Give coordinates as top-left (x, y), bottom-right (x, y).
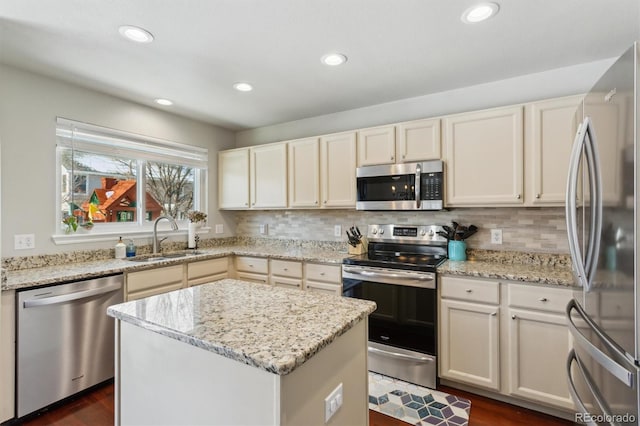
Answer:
top-left (314, 201), bottom-right (318, 204)
top-left (23, 282), bottom-right (121, 308)
top-left (323, 200), bottom-right (327, 204)
top-left (516, 194), bottom-right (521, 199)
top-left (465, 289), bottom-right (472, 293)
top-left (535, 193), bottom-right (540, 199)
top-left (390, 156), bottom-right (394, 161)
top-left (539, 297), bottom-right (548, 302)
top-left (511, 315), bottom-right (516, 320)
top-left (244, 202), bottom-right (248, 206)
top-left (368, 346), bottom-right (433, 363)
top-left (490, 312), bottom-right (497, 316)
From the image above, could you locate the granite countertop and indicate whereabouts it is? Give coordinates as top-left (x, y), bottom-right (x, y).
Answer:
top-left (2, 245), bottom-right (350, 291)
top-left (107, 278), bottom-right (376, 375)
top-left (438, 259), bottom-right (576, 287)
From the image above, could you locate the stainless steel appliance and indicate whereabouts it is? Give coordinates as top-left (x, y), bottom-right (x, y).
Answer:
top-left (565, 42), bottom-right (640, 425)
top-left (342, 224), bottom-right (447, 388)
top-left (356, 160), bottom-right (444, 211)
top-left (16, 274), bottom-right (123, 418)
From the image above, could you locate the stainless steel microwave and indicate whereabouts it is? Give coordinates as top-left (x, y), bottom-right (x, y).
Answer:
top-left (356, 160), bottom-right (444, 210)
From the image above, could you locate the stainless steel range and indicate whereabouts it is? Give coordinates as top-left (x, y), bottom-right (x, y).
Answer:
top-left (342, 224), bottom-right (447, 389)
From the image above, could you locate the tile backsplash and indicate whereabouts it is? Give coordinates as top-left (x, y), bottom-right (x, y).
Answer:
top-left (234, 207), bottom-right (568, 254)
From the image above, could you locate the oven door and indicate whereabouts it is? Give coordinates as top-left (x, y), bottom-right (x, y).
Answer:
top-left (342, 265), bottom-right (438, 387)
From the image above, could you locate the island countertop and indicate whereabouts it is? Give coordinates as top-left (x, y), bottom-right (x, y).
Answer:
top-left (107, 278), bottom-right (376, 376)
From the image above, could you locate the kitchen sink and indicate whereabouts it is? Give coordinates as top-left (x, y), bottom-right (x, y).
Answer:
top-left (126, 251), bottom-right (204, 262)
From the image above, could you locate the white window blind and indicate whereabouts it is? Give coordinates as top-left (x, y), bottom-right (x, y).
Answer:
top-left (56, 117), bottom-right (208, 169)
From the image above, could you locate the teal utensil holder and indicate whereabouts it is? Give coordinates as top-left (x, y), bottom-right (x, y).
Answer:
top-left (448, 240), bottom-right (467, 261)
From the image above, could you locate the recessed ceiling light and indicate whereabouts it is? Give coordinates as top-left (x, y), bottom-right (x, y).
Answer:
top-left (233, 82), bottom-right (253, 92)
top-left (321, 53), bottom-right (348, 66)
top-left (154, 98), bottom-right (173, 106)
top-left (461, 3), bottom-right (500, 23)
top-left (118, 25), bottom-right (154, 43)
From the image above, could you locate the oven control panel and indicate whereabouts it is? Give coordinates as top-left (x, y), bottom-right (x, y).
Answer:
top-left (368, 224), bottom-right (447, 244)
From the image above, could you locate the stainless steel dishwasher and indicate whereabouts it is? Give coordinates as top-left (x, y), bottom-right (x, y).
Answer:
top-left (16, 274), bottom-right (123, 418)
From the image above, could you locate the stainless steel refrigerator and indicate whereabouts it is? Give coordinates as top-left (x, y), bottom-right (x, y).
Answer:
top-left (565, 42), bottom-right (640, 425)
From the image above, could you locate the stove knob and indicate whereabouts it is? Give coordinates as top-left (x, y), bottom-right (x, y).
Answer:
top-left (372, 229), bottom-right (378, 235)
top-left (428, 230), bottom-right (434, 237)
top-left (420, 229), bottom-right (427, 236)
top-left (379, 229), bottom-right (384, 235)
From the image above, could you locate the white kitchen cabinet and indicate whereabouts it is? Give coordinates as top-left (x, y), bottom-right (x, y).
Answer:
top-left (396, 118), bottom-right (441, 162)
top-left (439, 277), bottom-right (501, 391)
top-left (235, 256), bottom-right (269, 284)
top-left (320, 132), bottom-right (357, 207)
top-left (0, 290), bottom-right (15, 423)
top-left (270, 259), bottom-right (303, 290)
top-left (443, 105), bottom-right (524, 206)
top-left (126, 264), bottom-right (185, 301)
top-left (525, 95), bottom-right (583, 205)
top-left (187, 257), bottom-right (229, 287)
top-left (304, 263), bottom-right (342, 296)
top-left (357, 125), bottom-right (396, 166)
top-left (218, 148), bottom-right (250, 209)
top-left (288, 138), bottom-right (320, 208)
top-left (250, 143), bottom-right (288, 208)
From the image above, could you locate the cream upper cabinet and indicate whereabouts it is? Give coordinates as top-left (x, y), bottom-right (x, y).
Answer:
top-left (525, 95), bottom-right (583, 206)
top-left (320, 132), bottom-right (357, 207)
top-left (444, 106), bottom-right (524, 207)
top-left (396, 118), bottom-right (441, 162)
top-left (218, 148), bottom-right (250, 209)
top-left (288, 138), bottom-right (320, 208)
top-left (357, 125), bottom-right (396, 166)
top-left (250, 142), bottom-right (288, 209)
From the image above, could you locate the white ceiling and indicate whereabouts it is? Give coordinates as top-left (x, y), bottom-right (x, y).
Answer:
top-left (0, 0), bottom-right (638, 131)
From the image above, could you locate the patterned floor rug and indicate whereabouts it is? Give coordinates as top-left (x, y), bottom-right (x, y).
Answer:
top-left (369, 372), bottom-right (471, 426)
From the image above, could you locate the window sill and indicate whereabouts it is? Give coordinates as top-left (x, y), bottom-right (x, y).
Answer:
top-left (52, 226), bottom-right (211, 245)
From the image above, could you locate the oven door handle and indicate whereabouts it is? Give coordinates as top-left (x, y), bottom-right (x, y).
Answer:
top-left (368, 346), bottom-right (434, 363)
top-left (342, 267), bottom-right (435, 288)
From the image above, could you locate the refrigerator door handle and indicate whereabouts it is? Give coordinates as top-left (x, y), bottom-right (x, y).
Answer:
top-left (566, 349), bottom-right (614, 426)
top-left (566, 299), bottom-right (636, 388)
top-left (582, 118), bottom-right (603, 289)
top-left (566, 120), bottom-right (589, 289)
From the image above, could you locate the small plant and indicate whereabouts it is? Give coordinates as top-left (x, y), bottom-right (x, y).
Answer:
top-left (187, 210), bottom-right (207, 223)
top-left (62, 216), bottom-right (78, 233)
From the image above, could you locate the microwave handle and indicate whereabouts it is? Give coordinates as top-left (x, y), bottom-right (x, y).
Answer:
top-left (415, 163), bottom-right (421, 209)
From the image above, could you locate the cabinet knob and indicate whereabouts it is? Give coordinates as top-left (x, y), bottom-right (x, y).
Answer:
top-left (245, 202), bottom-right (249, 206)
top-left (539, 297), bottom-right (548, 302)
top-left (252, 202), bottom-right (255, 206)
top-left (249, 264), bottom-right (254, 268)
top-left (465, 289), bottom-right (473, 293)
top-left (323, 200), bottom-right (327, 204)
top-left (516, 194), bottom-right (521, 199)
top-left (315, 201), bottom-right (318, 205)
top-left (320, 272), bottom-right (326, 276)
top-left (490, 312), bottom-right (497, 317)
top-left (512, 315), bottom-right (517, 320)
top-left (284, 268), bottom-right (288, 271)
top-left (391, 156), bottom-right (394, 161)
top-left (402, 154), bottom-right (406, 159)
top-left (535, 193), bottom-right (541, 199)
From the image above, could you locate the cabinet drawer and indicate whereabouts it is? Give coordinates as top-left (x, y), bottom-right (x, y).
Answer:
top-left (440, 276), bottom-right (499, 304)
top-left (236, 271), bottom-right (269, 285)
top-left (235, 256), bottom-right (268, 274)
top-left (508, 283), bottom-right (572, 313)
top-left (188, 257), bottom-right (228, 280)
top-left (271, 276), bottom-right (303, 290)
top-left (306, 281), bottom-right (341, 296)
top-left (127, 265), bottom-right (184, 293)
top-left (270, 259), bottom-right (302, 278)
top-left (305, 263), bottom-right (341, 283)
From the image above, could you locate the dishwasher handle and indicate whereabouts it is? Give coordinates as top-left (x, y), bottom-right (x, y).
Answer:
top-left (23, 282), bottom-right (122, 308)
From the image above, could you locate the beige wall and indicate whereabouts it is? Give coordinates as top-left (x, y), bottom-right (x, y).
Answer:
top-left (0, 64), bottom-right (236, 256)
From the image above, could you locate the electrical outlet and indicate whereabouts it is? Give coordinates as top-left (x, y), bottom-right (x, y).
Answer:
top-left (260, 224), bottom-right (268, 235)
top-left (334, 225), bottom-right (342, 237)
top-left (215, 224), bottom-right (224, 234)
top-left (14, 234), bottom-right (35, 250)
top-left (490, 229), bottom-right (503, 244)
top-left (324, 383), bottom-right (343, 423)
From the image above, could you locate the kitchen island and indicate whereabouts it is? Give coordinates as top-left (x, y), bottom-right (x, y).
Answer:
top-left (107, 278), bottom-right (376, 426)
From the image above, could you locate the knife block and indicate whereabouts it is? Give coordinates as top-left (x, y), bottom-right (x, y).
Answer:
top-left (348, 237), bottom-right (368, 255)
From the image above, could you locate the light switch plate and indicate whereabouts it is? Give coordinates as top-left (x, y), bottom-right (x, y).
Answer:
top-left (490, 229), bottom-right (502, 244)
top-left (15, 234), bottom-right (35, 250)
top-left (260, 224), bottom-right (268, 235)
top-left (215, 224), bottom-right (224, 234)
top-left (324, 383), bottom-right (343, 423)
top-left (334, 225), bottom-right (342, 237)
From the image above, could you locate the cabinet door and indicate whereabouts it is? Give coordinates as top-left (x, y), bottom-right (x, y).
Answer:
top-left (271, 276), bottom-right (303, 290)
top-left (320, 132), bottom-right (357, 207)
top-left (288, 138), bottom-right (320, 208)
top-left (397, 118), bottom-right (441, 162)
top-left (444, 106), bottom-right (524, 206)
top-left (250, 143), bottom-right (288, 208)
top-left (439, 299), bottom-right (500, 390)
top-left (1, 291), bottom-right (15, 422)
top-left (507, 308), bottom-right (574, 410)
top-left (126, 265), bottom-right (185, 301)
top-left (357, 125), bottom-right (396, 166)
top-left (306, 281), bottom-right (341, 296)
top-left (218, 148), bottom-right (250, 209)
top-left (187, 257), bottom-right (229, 287)
top-left (525, 95), bottom-right (583, 205)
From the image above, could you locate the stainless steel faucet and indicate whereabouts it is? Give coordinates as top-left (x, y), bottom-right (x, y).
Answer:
top-left (152, 215), bottom-right (179, 254)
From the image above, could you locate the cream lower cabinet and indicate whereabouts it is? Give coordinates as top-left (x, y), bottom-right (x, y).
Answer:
top-left (439, 275), bottom-right (575, 413)
top-left (187, 257), bottom-right (229, 287)
top-left (235, 256), bottom-right (269, 284)
top-left (443, 106), bottom-right (524, 206)
top-left (270, 259), bottom-right (303, 290)
top-left (1, 290), bottom-right (15, 423)
top-left (304, 263), bottom-right (342, 296)
top-left (439, 277), bottom-right (501, 391)
top-left (126, 264), bottom-right (185, 301)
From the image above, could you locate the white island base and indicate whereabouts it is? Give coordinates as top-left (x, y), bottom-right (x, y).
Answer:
top-left (115, 320), bottom-right (369, 426)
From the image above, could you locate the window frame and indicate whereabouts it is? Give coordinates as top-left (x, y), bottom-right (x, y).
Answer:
top-left (53, 118), bottom-right (209, 245)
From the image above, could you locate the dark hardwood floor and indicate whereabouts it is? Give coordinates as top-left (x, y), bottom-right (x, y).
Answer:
top-left (18, 382), bottom-right (571, 426)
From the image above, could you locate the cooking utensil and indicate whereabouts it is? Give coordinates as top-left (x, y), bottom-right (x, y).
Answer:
top-left (437, 231), bottom-right (450, 240)
top-left (442, 225), bottom-right (454, 240)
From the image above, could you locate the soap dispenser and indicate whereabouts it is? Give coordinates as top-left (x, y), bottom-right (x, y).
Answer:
top-left (126, 239), bottom-right (136, 258)
top-left (115, 237), bottom-right (126, 259)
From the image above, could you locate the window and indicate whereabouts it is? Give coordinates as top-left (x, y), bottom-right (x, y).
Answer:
top-left (56, 118), bottom-right (208, 237)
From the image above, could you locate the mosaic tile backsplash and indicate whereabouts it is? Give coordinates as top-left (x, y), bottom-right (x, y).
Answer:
top-left (234, 207), bottom-right (569, 254)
